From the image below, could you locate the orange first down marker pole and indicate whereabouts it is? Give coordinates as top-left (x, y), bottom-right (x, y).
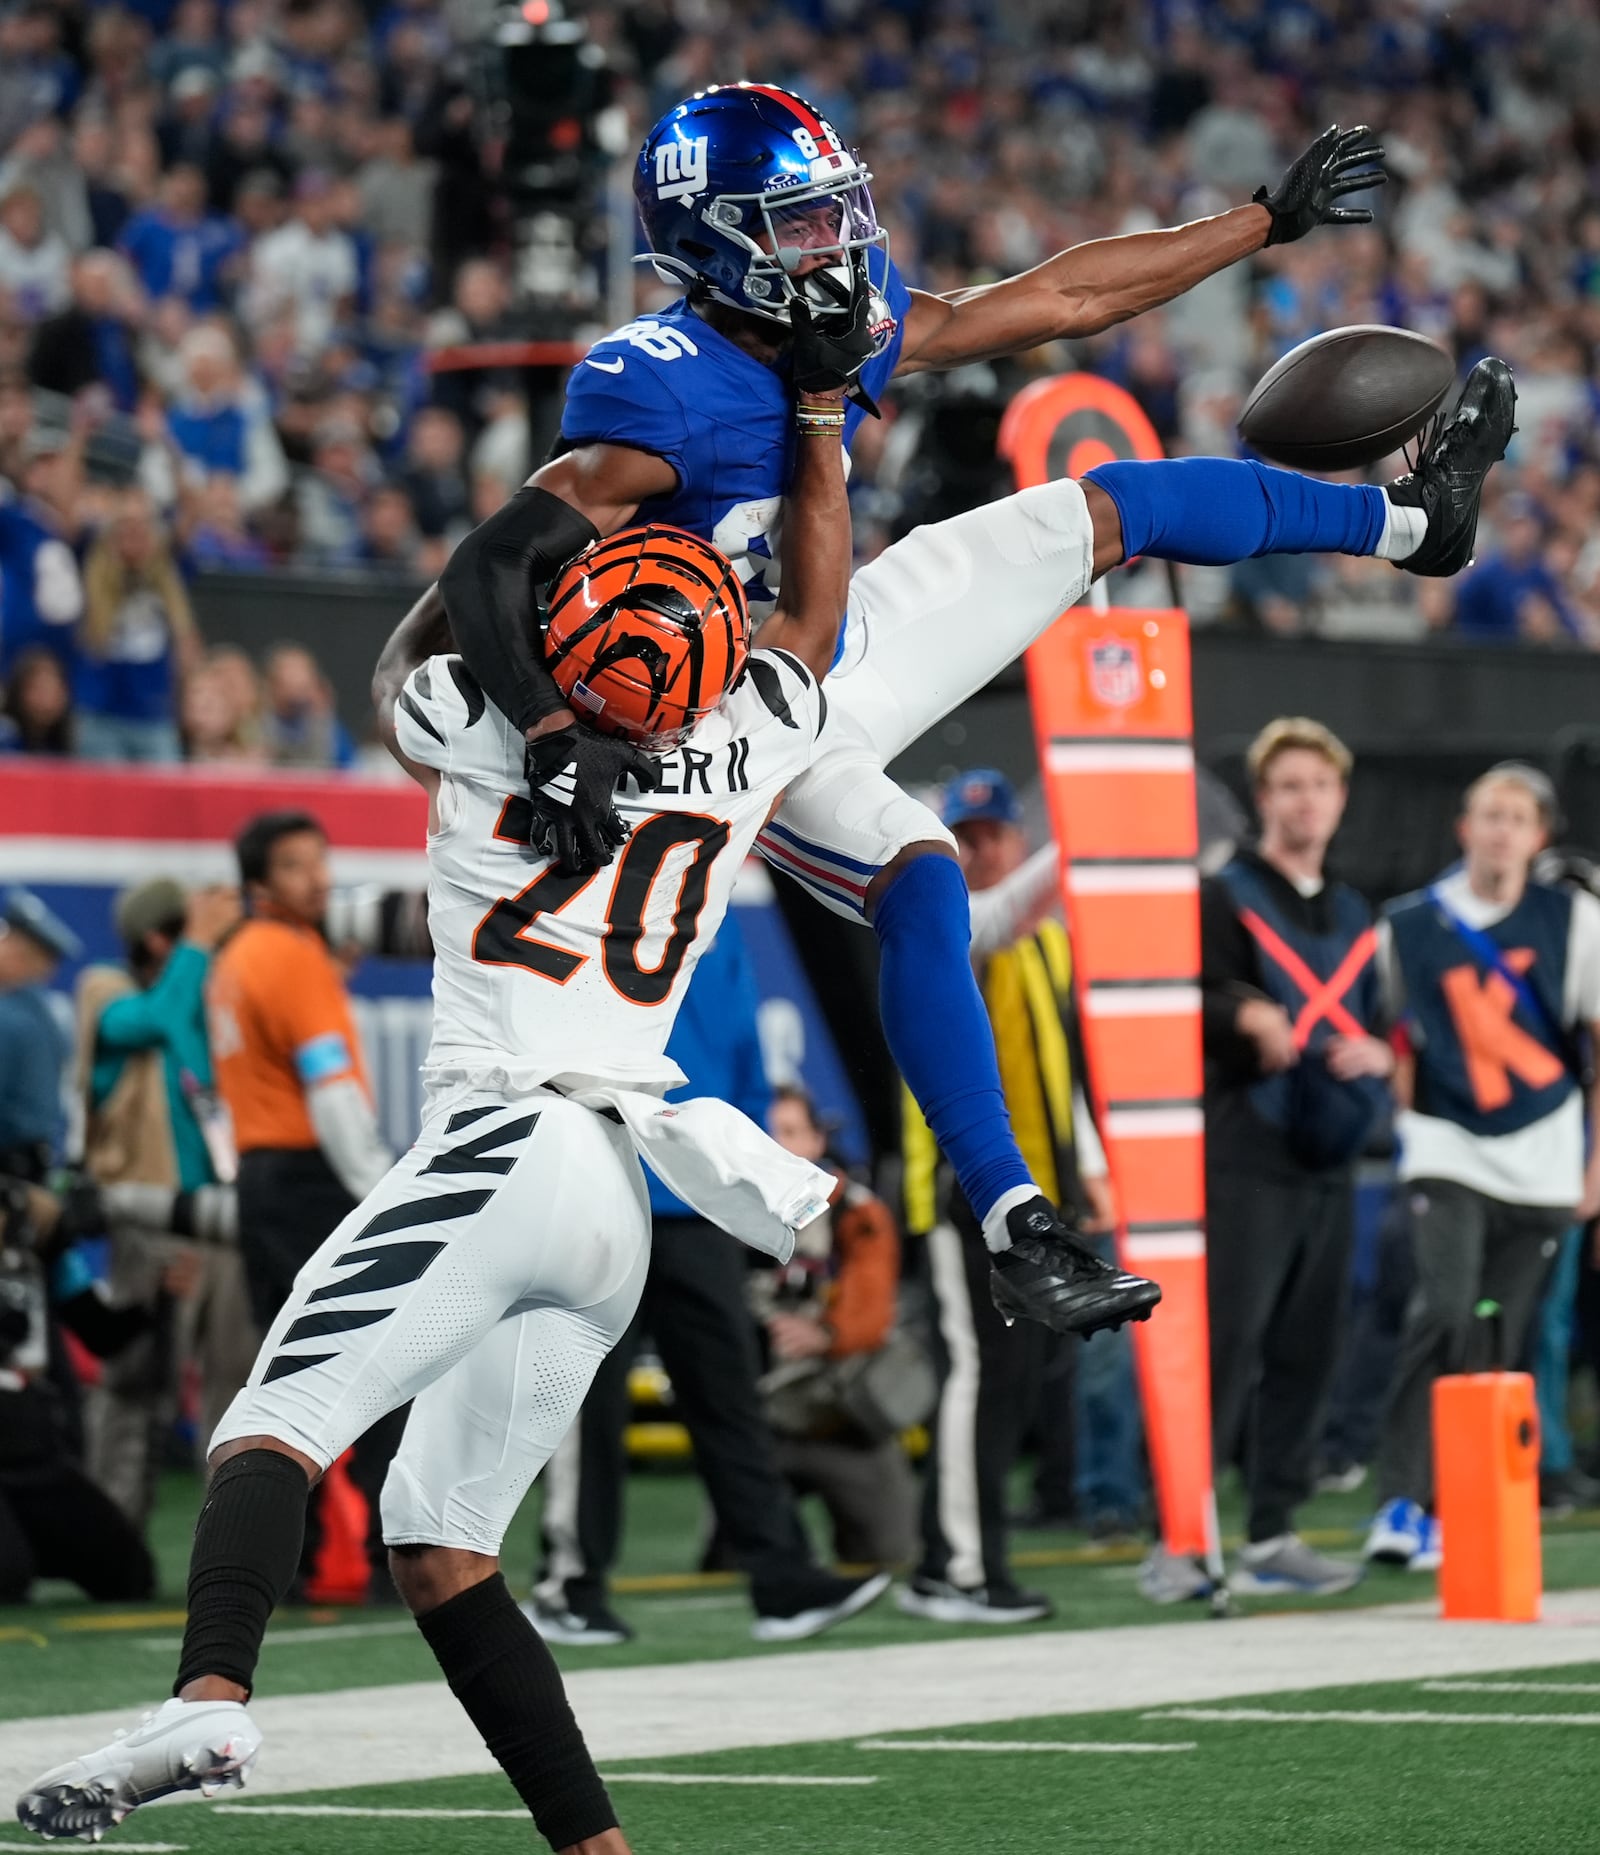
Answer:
top-left (1432, 1371), bottom-right (1542, 1621)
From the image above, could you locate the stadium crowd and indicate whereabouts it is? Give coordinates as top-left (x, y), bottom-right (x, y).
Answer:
top-left (0, 0), bottom-right (1598, 761)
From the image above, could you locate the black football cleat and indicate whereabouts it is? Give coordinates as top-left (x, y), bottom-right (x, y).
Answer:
top-left (989, 1196), bottom-right (1161, 1338)
top-left (1386, 356), bottom-right (1516, 577)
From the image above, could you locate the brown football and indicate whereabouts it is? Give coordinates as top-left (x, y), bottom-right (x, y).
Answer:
top-left (1237, 325), bottom-right (1456, 472)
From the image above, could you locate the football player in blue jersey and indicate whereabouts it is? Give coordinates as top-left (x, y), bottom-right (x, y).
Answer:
top-left (421, 83), bottom-right (1510, 1340)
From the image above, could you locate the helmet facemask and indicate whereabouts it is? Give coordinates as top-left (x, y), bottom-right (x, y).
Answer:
top-left (717, 168), bottom-right (885, 323)
top-left (644, 161), bottom-right (886, 327)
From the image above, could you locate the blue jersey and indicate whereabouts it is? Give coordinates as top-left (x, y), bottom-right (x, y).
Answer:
top-left (118, 209), bottom-right (243, 312)
top-left (0, 494), bottom-right (82, 681)
top-left (560, 248), bottom-right (911, 618)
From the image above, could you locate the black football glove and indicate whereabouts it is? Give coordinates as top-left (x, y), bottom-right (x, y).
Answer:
top-left (789, 264), bottom-right (881, 412)
top-left (1253, 123), bottom-right (1386, 247)
top-left (524, 725), bottom-right (662, 877)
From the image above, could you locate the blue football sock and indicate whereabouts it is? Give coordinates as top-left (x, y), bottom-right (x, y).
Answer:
top-left (873, 852), bottom-right (1032, 1224)
top-left (1086, 457), bottom-right (1387, 566)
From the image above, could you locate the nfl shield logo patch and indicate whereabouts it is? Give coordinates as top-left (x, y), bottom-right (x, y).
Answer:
top-left (1087, 637), bottom-right (1142, 708)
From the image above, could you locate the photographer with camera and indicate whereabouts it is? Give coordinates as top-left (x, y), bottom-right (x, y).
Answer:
top-left (0, 1167), bottom-right (189, 1602)
top-left (75, 875), bottom-right (255, 1528)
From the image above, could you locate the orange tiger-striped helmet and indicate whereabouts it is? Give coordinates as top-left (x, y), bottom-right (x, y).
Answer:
top-left (544, 524), bottom-right (752, 749)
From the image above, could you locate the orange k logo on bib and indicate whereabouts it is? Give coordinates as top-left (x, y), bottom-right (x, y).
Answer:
top-left (1440, 949), bottom-right (1566, 1112)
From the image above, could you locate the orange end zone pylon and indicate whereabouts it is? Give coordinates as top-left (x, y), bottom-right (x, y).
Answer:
top-left (1434, 1372), bottom-right (1542, 1621)
top-left (1002, 375), bottom-right (1220, 1580)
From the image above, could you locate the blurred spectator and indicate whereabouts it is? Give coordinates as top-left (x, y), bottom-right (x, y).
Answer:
top-left (0, 4), bottom-right (78, 154)
top-left (399, 405), bottom-right (469, 543)
top-left (74, 486), bottom-right (199, 761)
top-left (261, 643), bottom-right (354, 769)
top-left (182, 472), bottom-right (271, 571)
top-left (356, 116), bottom-right (434, 253)
top-left (0, 888), bottom-right (79, 1179)
top-left (76, 876), bottom-right (254, 1527)
top-left (0, 117), bottom-right (93, 252)
top-left (204, 95), bottom-right (293, 218)
top-left (27, 248), bottom-right (142, 409)
top-left (1366, 766), bottom-right (1600, 1573)
top-left (66, 115), bottom-right (132, 250)
top-left (246, 170), bottom-right (356, 356)
top-left (0, 448), bottom-right (83, 678)
top-left (164, 323), bottom-right (288, 512)
top-left (149, 0), bottom-right (228, 94)
top-left (1202, 719), bottom-right (1388, 1597)
top-left (469, 377), bottom-right (530, 504)
top-left (117, 162), bottom-right (242, 314)
top-left (294, 417), bottom-right (372, 565)
top-left (358, 480), bottom-right (428, 575)
top-left (0, 642), bottom-right (73, 754)
top-left (758, 1084), bottom-right (920, 1571)
top-left (208, 643), bottom-right (265, 742)
top-left (156, 68), bottom-right (223, 173)
top-left (1446, 498), bottom-right (1582, 645)
top-left (0, 183), bottom-right (70, 322)
top-left (180, 654), bottom-right (263, 761)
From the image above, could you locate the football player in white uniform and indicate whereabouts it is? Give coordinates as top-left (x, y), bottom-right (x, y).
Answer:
top-left (16, 372), bottom-right (862, 1855)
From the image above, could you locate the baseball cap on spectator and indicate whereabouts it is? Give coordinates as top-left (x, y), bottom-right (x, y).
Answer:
top-left (171, 66), bottom-right (218, 103)
top-left (229, 41), bottom-right (284, 88)
top-left (0, 888), bottom-right (82, 963)
top-left (941, 769), bottom-right (1020, 830)
top-left (114, 877), bottom-right (189, 950)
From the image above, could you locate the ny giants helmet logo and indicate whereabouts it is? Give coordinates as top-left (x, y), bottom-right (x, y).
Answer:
top-left (655, 136), bottom-right (709, 204)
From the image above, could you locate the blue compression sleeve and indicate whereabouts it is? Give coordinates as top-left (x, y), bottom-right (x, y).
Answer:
top-left (874, 852), bottom-right (1032, 1223)
top-left (1087, 457), bottom-right (1386, 565)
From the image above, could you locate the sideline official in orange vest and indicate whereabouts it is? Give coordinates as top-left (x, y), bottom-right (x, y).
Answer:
top-left (1202, 718), bottom-right (1393, 1598)
top-left (1364, 764), bottom-right (1600, 1575)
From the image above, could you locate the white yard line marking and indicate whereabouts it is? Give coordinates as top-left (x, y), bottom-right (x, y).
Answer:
top-left (857, 1738), bottom-right (1194, 1755)
top-left (0, 1843), bottom-right (186, 1851)
top-left (1146, 1708), bottom-right (1600, 1728)
top-left (7, 1590), bottom-right (1600, 1797)
top-left (1422, 1680), bottom-right (1600, 1695)
top-left (219, 1778), bottom-right (878, 1818)
top-left (603, 1775), bottom-right (877, 1787)
top-left (138, 1621), bottom-right (421, 1652)
top-left (219, 1807), bottom-right (523, 1819)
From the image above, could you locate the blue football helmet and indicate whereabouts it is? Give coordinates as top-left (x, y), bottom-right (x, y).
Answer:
top-left (635, 82), bottom-right (887, 325)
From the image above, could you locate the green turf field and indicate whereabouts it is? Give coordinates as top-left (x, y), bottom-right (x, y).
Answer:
top-left (4, 1469), bottom-right (1600, 1852)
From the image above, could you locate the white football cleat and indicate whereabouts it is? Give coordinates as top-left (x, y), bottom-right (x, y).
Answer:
top-left (15, 1697), bottom-right (262, 1841)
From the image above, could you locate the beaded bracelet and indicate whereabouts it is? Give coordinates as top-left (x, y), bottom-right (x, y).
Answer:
top-left (794, 405), bottom-right (847, 435)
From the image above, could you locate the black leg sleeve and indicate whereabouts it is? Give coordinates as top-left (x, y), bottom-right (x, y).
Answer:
top-left (175, 1448), bottom-right (311, 1697)
top-left (416, 1573), bottom-right (616, 1851)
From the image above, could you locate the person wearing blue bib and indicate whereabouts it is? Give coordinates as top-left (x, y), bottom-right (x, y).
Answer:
top-left (1365, 764), bottom-right (1600, 1573)
top-left (1202, 719), bottom-right (1391, 1598)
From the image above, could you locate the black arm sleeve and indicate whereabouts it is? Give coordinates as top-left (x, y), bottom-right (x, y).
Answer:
top-left (437, 486), bottom-right (602, 739)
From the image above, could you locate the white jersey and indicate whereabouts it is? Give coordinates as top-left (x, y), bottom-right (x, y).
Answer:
top-left (394, 647), bottom-right (826, 1100)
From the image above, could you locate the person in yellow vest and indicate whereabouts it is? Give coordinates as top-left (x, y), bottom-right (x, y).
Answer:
top-left (900, 769), bottom-right (1132, 1623)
